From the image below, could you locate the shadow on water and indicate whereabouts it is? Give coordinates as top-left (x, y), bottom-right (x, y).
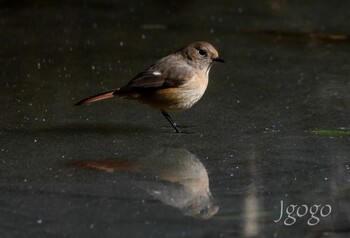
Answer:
top-left (2, 123), bottom-right (157, 135)
top-left (2, 123), bottom-right (204, 135)
top-left (67, 148), bottom-right (219, 220)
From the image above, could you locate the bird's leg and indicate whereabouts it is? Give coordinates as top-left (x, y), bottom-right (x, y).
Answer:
top-left (161, 110), bottom-right (180, 133)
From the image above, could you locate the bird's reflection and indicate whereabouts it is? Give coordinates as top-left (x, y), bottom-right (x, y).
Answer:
top-left (140, 148), bottom-right (218, 219)
top-left (72, 148), bottom-right (218, 219)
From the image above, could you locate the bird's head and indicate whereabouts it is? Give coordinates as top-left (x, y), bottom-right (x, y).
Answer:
top-left (180, 41), bottom-right (224, 70)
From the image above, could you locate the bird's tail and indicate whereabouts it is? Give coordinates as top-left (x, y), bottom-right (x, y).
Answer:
top-left (75, 89), bottom-right (119, 105)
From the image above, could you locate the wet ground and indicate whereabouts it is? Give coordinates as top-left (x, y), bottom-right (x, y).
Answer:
top-left (1, 0), bottom-right (350, 237)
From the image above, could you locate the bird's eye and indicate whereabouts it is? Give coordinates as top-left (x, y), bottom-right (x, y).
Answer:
top-left (198, 49), bottom-right (207, 57)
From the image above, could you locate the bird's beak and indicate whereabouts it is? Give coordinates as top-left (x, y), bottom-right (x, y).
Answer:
top-left (213, 57), bottom-right (225, 63)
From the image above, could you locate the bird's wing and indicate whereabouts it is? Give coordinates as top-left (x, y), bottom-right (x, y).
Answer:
top-left (118, 63), bottom-right (194, 93)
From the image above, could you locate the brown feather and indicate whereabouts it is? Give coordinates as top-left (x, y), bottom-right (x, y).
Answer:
top-left (75, 89), bottom-right (118, 105)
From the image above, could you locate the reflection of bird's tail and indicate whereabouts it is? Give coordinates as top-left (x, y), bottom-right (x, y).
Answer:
top-left (75, 89), bottom-right (120, 105)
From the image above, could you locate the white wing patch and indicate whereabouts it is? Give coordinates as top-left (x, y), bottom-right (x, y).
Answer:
top-left (152, 71), bottom-right (161, 76)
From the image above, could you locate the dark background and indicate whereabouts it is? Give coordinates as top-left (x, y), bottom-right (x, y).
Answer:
top-left (0, 1), bottom-right (349, 237)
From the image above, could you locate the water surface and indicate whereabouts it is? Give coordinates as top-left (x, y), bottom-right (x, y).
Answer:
top-left (0, 1), bottom-right (349, 237)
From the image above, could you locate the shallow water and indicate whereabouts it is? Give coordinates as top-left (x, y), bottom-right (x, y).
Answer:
top-left (1, 0), bottom-right (349, 237)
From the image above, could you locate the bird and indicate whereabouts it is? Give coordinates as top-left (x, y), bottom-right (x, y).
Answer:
top-left (75, 41), bottom-right (224, 133)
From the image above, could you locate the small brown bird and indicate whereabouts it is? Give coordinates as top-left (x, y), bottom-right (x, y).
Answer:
top-left (76, 41), bottom-right (224, 133)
